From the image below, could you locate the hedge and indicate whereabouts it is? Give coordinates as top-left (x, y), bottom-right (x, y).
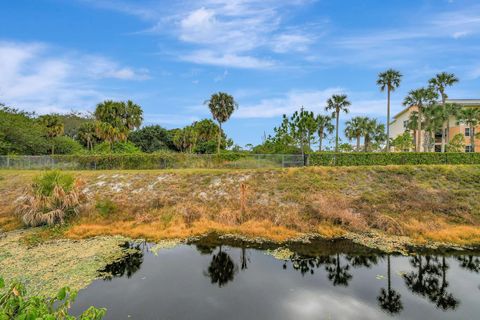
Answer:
top-left (308, 152), bottom-right (480, 166)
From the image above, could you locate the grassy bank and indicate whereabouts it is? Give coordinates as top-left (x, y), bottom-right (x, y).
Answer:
top-left (1, 166), bottom-right (480, 247)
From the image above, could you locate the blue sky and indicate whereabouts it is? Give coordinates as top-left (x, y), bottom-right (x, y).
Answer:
top-left (1, 0), bottom-right (479, 147)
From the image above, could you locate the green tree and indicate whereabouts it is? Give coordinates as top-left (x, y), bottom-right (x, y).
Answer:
top-left (77, 122), bottom-right (100, 151)
top-left (458, 108), bottom-right (480, 152)
top-left (407, 111), bottom-right (420, 151)
top-left (377, 69), bottom-right (402, 152)
top-left (290, 107), bottom-right (317, 157)
top-left (391, 132), bottom-right (414, 152)
top-left (173, 126), bottom-right (198, 153)
top-left (316, 115), bottom-right (334, 152)
top-left (205, 92), bottom-right (238, 154)
top-left (422, 104), bottom-right (444, 152)
top-left (361, 118), bottom-right (386, 152)
top-left (429, 72), bottom-right (459, 152)
top-left (128, 125), bottom-right (170, 153)
top-left (447, 133), bottom-right (465, 152)
top-left (326, 94), bottom-right (351, 153)
top-left (403, 88), bottom-right (438, 152)
top-left (38, 114), bottom-right (64, 155)
top-left (345, 116), bottom-right (366, 151)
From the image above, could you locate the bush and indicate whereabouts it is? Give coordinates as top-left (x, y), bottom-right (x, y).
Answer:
top-left (308, 152), bottom-right (480, 166)
top-left (93, 141), bottom-right (141, 154)
top-left (53, 136), bottom-right (84, 155)
top-left (0, 276), bottom-right (106, 319)
top-left (16, 171), bottom-right (84, 227)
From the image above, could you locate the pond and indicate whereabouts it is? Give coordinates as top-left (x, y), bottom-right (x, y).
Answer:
top-left (71, 237), bottom-right (480, 319)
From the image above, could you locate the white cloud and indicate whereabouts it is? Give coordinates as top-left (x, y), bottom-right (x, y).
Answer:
top-left (0, 41), bottom-right (148, 114)
top-left (235, 88), bottom-right (342, 118)
top-left (272, 34), bottom-right (314, 53)
top-left (180, 50), bottom-right (274, 69)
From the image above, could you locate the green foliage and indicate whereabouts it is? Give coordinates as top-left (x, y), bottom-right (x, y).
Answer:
top-left (205, 92), bottom-right (238, 153)
top-left (95, 199), bottom-right (117, 217)
top-left (53, 136), bottom-right (84, 155)
top-left (447, 134), bottom-right (465, 153)
top-left (77, 122), bottom-right (101, 151)
top-left (0, 106), bottom-right (49, 155)
top-left (33, 171), bottom-right (75, 197)
top-left (309, 152), bottom-right (480, 166)
top-left (0, 276), bottom-right (106, 319)
top-left (128, 125), bottom-right (171, 153)
top-left (391, 132), bottom-right (414, 152)
top-left (57, 112), bottom-right (93, 138)
top-left (93, 141), bottom-right (141, 154)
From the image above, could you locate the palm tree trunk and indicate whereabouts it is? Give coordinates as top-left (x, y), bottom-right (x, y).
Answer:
top-left (217, 122), bottom-right (222, 154)
top-left (364, 136), bottom-right (369, 152)
top-left (318, 133), bottom-right (323, 152)
top-left (471, 124), bottom-right (475, 152)
top-left (356, 136), bottom-right (360, 151)
top-left (335, 111), bottom-right (339, 153)
top-left (387, 255), bottom-right (391, 292)
top-left (418, 109), bottom-right (422, 152)
top-left (386, 88), bottom-right (391, 152)
top-left (413, 129), bottom-right (417, 152)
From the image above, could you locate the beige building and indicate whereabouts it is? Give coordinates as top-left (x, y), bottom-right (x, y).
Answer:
top-left (389, 99), bottom-right (480, 152)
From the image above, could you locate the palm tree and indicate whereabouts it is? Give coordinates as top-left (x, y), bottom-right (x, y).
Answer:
top-left (377, 69), bottom-right (402, 152)
top-left (345, 116), bottom-right (366, 151)
top-left (403, 88), bottom-right (438, 152)
top-left (77, 122), bottom-right (97, 151)
top-left (315, 115), bottom-right (334, 152)
top-left (378, 255), bottom-right (403, 315)
top-left (205, 92), bottom-right (238, 154)
top-left (38, 115), bottom-right (64, 155)
top-left (458, 108), bottom-right (480, 152)
top-left (429, 72), bottom-right (459, 152)
top-left (407, 111), bottom-right (420, 151)
top-left (325, 94), bottom-right (351, 153)
top-left (422, 104), bottom-right (444, 152)
top-left (361, 118), bottom-right (385, 152)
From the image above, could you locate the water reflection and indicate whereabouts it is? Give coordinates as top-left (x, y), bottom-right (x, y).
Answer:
top-left (99, 242), bottom-right (144, 280)
top-left (77, 239), bottom-right (480, 320)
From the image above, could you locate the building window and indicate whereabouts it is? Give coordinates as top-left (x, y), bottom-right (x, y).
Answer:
top-left (465, 127), bottom-right (470, 137)
top-left (465, 145), bottom-right (473, 153)
top-left (403, 120), bottom-right (408, 129)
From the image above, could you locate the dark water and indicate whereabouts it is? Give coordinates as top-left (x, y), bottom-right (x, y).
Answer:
top-left (71, 238), bottom-right (480, 320)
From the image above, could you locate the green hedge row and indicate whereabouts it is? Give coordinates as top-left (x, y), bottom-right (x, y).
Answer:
top-left (308, 152), bottom-right (480, 166)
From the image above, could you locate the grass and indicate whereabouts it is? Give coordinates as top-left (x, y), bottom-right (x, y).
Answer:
top-left (1, 165), bottom-right (480, 246)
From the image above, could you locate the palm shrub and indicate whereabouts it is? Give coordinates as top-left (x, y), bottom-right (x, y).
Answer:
top-left (0, 276), bottom-right (106, 319)
top-left (15, 171), bottom-right (84, 227)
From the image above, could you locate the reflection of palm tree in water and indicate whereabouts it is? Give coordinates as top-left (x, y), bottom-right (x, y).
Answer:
top-left (205, 245), bottom-right (238, 287)
top-left (377, 255), bottom-right (403, 315)
top-left (100, 242), bottom-right (144, 280)
top-left (325, 253), bottom-right (352, 287)
top-left (456, 255), bottom-right (480, 291)
top-left (240, 247), bottom-right (249, 271)
top-left (403, 255), bottom-right (459, 311)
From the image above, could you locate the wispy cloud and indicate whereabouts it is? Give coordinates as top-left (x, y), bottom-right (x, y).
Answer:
top-left (0, 41), bottom-right (149, 113)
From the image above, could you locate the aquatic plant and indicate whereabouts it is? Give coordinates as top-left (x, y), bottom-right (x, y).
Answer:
top-left (0, 276), bottom-right (106, 319)
top-left (15, 171), bottom-right (84, 227)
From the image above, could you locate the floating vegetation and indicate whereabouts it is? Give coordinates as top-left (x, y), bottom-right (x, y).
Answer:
top-left (149, 239), bottom-right (182, 255)
top-left (264, 247), bottom-right (294, 260)
top-left (0, 229), bottom-right (128, 297)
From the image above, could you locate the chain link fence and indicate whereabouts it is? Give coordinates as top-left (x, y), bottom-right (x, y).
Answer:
top-left (0, 154), bottom-right (306, 170)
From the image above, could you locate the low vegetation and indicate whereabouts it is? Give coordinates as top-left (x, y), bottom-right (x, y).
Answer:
top-left (0, 276), bottom-right (105, 319)
top-left (1, 166), bottom-right (479, 246)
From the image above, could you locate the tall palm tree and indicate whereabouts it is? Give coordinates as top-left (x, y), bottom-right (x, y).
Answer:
top-left (205, 92), bottom-right (238, 154)
top-left (315, 115), bottom-right (334, 152)
top-left (77, 122), bottom-right (97, 151)
top-left (458, 108), bottom-right (480, 152)
top-left (38, 115), bottom-right (64, 155)
top-left (429, 72), bottom-right (459, 152)
top-left (377, 69), bottom-right (402, 152)
top-left (345, 116), bottom-right (366, 151)
top-left (325, 94), bottom-right (351, 153)
top-left (403, 88), bottom-right (438, 152)
top-left (407, 111), bottom-right (420, 151)
top-left (94, 100), bottom-right (143, 143)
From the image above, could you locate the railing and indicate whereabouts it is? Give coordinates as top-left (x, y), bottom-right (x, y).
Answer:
top-left (0, 154), bottom-right (306, 170)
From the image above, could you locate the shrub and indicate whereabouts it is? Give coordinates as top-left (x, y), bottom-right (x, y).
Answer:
top-left (53, 136), bottom-right (85, 155)
top-left (0, 276), bottom-right (106, 319)
top-left (16, 171), bottom-right (84, 227)
top-left (93, 141), bottom-right (141, 154)
top-left (95, 199), bottom-right (117, 217)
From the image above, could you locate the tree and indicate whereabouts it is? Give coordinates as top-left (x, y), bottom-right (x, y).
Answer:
top-left (378, 255), bottom-right (403, 315)
top-left (316, 115), bottom-right (334, 152)
top-left (403, 88), bottom-right (438, 152)
top-left (458, 108), bottom-right (480, 152)
top-left (429, 72), bottom-right (459, 152)
top-left (290, 107), bottom-right (317, 157)
top-left (391, 131), bottom-right (414, 152)
top-left (361, 118), bottom-right (386, 152)
top-left (421, 104), bottom-right (444, 152)
top-left (128, 125), bottom-right (170, 153)
top-left (94, 100), bottom-right (143, 149)
top-left (38, 114), bottom-right (64, 155)
top-left (407, 111), bottom-right (420, 151)
top-left (447, 133), bottom-right (465, 152)
top-left (326, 94), bottom-right (351, 153)
top-left (77, 122), bottom-right (99, 151)
top-left (345, 116), bottom-right (366, 151)
top-left (377, 69), bottom-right (402, 152)
top-left (173, 125), bottom-right (198, 153)
top-left (205, 92), bottom-right (238, 154)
